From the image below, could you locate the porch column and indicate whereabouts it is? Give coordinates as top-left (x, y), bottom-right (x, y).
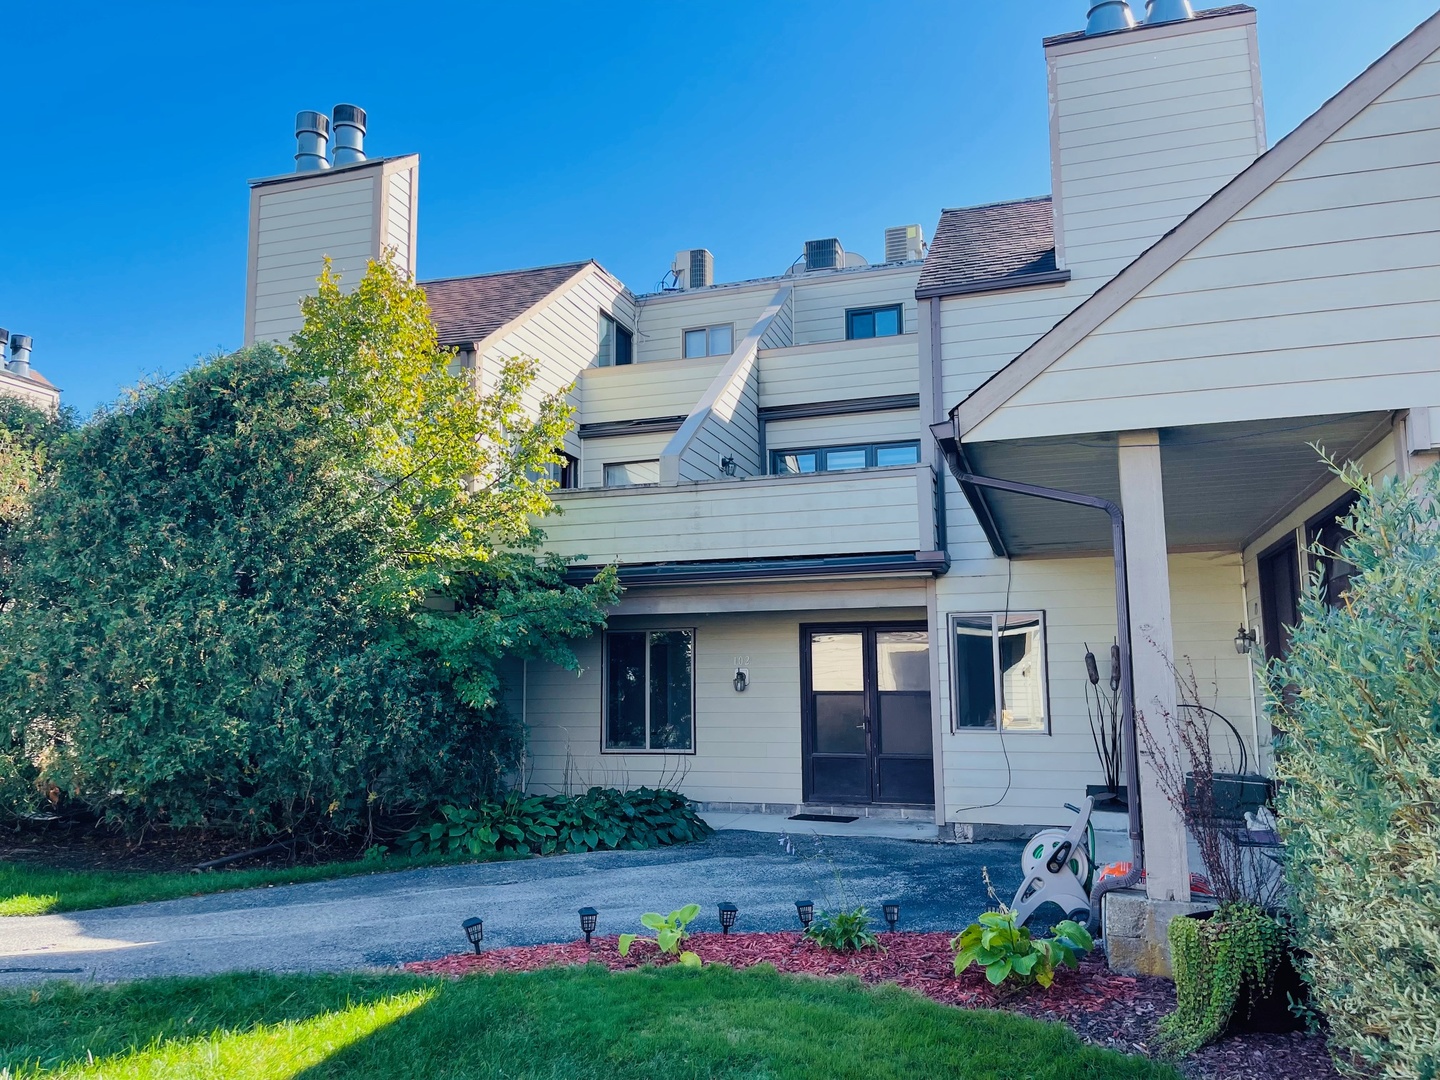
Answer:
top-left (1117, 430), bottom-right (1191, 902)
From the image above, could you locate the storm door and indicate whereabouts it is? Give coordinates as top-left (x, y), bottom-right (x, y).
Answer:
top-left (801, 624), bottom-right (934, 805)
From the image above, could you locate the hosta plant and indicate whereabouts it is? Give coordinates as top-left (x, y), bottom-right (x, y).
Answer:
top-left (805, 906), bottom-right (882, 953)
top-left (952, 911), bottom-right (1093, 988)
top-left (618, 904), bottom-right (702, 968)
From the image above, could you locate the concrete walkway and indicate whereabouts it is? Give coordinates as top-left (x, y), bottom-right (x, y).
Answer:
top-left (0, 829), bottom-right (1023, 987)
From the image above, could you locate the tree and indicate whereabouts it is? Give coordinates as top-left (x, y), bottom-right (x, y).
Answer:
top-left (0, 398), bottom-right (74, 611)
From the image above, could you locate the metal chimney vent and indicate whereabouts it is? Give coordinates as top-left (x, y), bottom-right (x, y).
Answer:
top-left (804, 238), bottom-right (844, 272)
top-left (8, 334), bottom-right (33, 377)
top-left (1086, 0), bottom-right (1136, 34)
top-left (884, 225), bottom-right (925, 264)
top-left (0, 329), bottom-right (8, 366)
top-left (1145, 0), bottom-right (1194, 24)
top-left (332, 104), bottom-right (367, 165)
top-left (294, 111), bottom-right (331, 172)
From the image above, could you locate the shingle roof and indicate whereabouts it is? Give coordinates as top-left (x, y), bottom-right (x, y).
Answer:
top-left (421, 261), bottom-right (591, 345)
top-left (915, 197), bottom-right (1064, 299)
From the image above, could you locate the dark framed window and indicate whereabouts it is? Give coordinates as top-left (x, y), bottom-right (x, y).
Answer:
top-left (604, 629), bottom-right (695, 752)
top-left (845, 304), bottom-right (903, 340)
top-left (1257, 536), bottom-right (1301, 663)
top-left (949, 612), bottom-right (1048, 733)
top-left (540, 452), bottom-right (578, 489)
top-left (1307, 493), bottom-right (1360, 610)
top-left (598, 313), bottom-right (634, 367)
top-left (683, 324), bottom-right (734, 358)
top-left (770, 441), bottom-right (919, 475)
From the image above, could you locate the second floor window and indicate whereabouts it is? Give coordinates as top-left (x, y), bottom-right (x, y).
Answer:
top-left (683, 324), bottom-right (734, 359)
top-left (539, 452), bottom-right (579, 490)
top-left (846, 304), bottom-right (903, 340)
top-left (598, 313), bottom-right (634, 366)
top-left (770, 441), bottom-right (920, 475)
top-left (604, 460), bottom-right (659, 487)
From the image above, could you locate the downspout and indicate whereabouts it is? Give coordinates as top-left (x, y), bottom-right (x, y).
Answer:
top-left (929, 422), bottom-right (1144, 931)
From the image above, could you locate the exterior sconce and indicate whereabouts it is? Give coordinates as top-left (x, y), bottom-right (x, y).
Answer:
top-left (718, 902), bottom-right (738, 934)
top-left (1234, 625), bottom-right (1258, 655)
top-left (794, 899), bottom-right (815, 929)
top-left (733, 667), bottom-right (749, 692)
top-left (720, 455), bottom-right (738, 477)
top-left (462, 916), bottom-right (484, 953)
top-left (579, 906), bottom-right (599, 945)
top-left (882, 901), bottom-right (900, 932)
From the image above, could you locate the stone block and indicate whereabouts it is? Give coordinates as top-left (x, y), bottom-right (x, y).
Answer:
top-left (1102, 888), bottom-right (1214, 978)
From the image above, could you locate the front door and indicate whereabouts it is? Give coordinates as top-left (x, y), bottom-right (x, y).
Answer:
top-left (801, 624), bottom-right (934, 805)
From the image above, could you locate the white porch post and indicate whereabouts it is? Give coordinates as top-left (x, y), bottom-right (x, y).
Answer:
top-left (1117, 430), bottom-right (1191, 902)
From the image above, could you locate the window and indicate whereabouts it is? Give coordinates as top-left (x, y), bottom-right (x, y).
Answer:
top-left (770, 441), bottom-right (919, 475)
top-left (597, 313), bottom-right (634, 367)
top-left (1307, 493), bottom-right (1360, 610)
top-left (539, 452), bottom-right (578, 489)
top-left (683, 324), bottom-right (734, 359)
top-left (1258, 538), bottom-right (1301, 663)
top-left (603, 460), bottom-right (659, 487)
top-left (949, 612), bottom-right (1048, 733)
top-left (605, 629), bottom-right (695, 752)
top-left (845, 304), bottom-right (903, 340)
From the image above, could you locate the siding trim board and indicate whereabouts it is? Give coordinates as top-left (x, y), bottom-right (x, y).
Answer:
top-left (915, 269), bottom-right (1072, 302)
top-left (579, 416), bottom-right (688, 438)
top-left (759, 395), bottom-right (920, 422)
top-left (563, 552), bottom-right (950, 588)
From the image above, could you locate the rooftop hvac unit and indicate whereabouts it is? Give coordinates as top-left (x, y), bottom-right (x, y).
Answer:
top-left (671, 248), bottom-right (714, 290)
top-left (884, 225), bottom-right (925, 263)
top-left (804, 238), bottom-right (844, 272)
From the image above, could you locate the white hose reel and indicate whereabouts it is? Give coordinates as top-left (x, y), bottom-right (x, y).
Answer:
top-left (1010, 796), bottom-right (1097, 927)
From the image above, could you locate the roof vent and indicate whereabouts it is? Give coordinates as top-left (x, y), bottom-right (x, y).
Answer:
top-left (884, 225), bottom-right (925, 264)
top-left (8, 334), bottom-right (32, 378)
top-left (671, 248), bottom-right (714, 290)
top-left (332, 105), bottom-right (367, 165)
top-left (804, 238), bottom-right (845, 272)
top-left (1145, 0), bottom-right (1194, 24)
top-left (0, 328), bottom-right (8, 366)
top-left (1086, 0), bottom-right (1136, 34)
top-left (294, 110), bottom-right (331, 172)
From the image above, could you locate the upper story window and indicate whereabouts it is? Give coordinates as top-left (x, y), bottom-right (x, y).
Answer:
top-left (539, 452), bottom-right (579, 490)
top-left (770, 441), bottom-right (920, 475)
top-left (683, 324), bottom-right (734, 359)
top-left (950, 612), bottom-right (1048, 733)
top-left (845, 304), bottom-right (903, 340)
top-left (604, 460), bottom-right (660, 487)
top-left (598, 313), bottom-right (634, 367)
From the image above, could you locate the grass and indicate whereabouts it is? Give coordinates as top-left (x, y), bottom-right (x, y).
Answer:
top-left (0, 965), bottom-right (1182, 1079)
top-left (0, 850), bottom-right (501, 917)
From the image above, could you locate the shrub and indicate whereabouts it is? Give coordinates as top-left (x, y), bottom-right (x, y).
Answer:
top-left (1273, 461), bottom-right (1440, 1079)
top-left (399, 787), bottom-right (712, 858)
top-left (951, 910), bottom-right (1092, 989)
top-left (805, 907), bottom-right (881, 953)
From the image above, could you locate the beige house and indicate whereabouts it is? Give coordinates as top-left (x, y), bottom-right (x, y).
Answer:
top-left (243, 4), bottom-right (1440, 921)
top-left (0, 333), bottom-right (60, 413)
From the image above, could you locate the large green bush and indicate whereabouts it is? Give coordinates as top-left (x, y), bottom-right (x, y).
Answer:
top-left (1273, 462), bottom-right (1440, 1079)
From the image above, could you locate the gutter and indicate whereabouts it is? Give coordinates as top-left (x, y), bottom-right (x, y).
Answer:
top-left (563, 551), bottom-right (949, 588)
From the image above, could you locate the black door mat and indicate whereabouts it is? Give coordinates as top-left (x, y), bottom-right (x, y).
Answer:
top-left (788, 813), bottom-right (859, 823)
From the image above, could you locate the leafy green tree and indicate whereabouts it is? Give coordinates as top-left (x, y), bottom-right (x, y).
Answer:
top-left (0, 399), bottom-right (74, 611)
top-left (1273, 461), bottom-right (1440, 1079)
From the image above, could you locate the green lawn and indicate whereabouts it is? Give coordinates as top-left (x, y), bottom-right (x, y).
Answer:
top-left (0, 965), bottom-right (1179, 1080)
top-left (0, 850), bottom-right (501, 917)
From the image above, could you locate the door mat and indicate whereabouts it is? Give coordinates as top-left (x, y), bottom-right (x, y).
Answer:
top-left (788, 813), bottom-right (859, 823)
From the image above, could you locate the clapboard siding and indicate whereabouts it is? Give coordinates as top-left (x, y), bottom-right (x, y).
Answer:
top-left (789, 266), bottom-right (921, 345)
top-left (634, 287), bottom-right (774, 365)
top-left (760, 290), bottom-right (793, 350)
top-left (579, 356), bottom-right (724, 426)
top-left (580, 433), bottom-right (671, 488)
top-left (677, 362), bottom-right (762, 481)
top-left (384, 167), bottom-right (414, 273)
top-left (976, 51), bottom-right (1440, 442)
top-left (759, 335), bottom-right (919, 408)
top-left (1050, 14), bottom-right (1263, 282)
top-left (938, 281), bottom-right (1093, 402)
top-left (544, 467), bottom-right (930, 564)
top-left (765, 410), bottom-right (920, 454)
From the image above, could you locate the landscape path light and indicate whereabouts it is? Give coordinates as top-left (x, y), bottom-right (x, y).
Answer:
top-left (579, 907), bottom-right (599, 945)
top-left (718, 902), bottom-right (738, 934)
top-left (462, 917), bottom-right (484, 954)
top-left (882, 901), bottom-right (900, 932)
top-left (794, 899), bottom-right (814, 929)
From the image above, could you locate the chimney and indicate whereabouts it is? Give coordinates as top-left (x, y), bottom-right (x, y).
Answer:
top-left (332, 104), bottom-right (367, 165)
top-left (1086, 1), bottom-right (1136, 35)
top-left (0, 328), bottom-right (8, 368)
top-left (1048, 3), bottom-right (1265, 282)
top-left (9, 334), bottom-right (33, 377)
top-left (294, 110), bottom-right (331, 172)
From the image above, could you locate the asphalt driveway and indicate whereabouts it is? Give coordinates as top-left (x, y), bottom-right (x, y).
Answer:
top-left (0, 830), bottom-right (1024, 986)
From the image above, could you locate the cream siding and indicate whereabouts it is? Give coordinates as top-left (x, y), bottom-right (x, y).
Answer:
top-left (578, 356), bottom-right (725, 426)
top-left (580, 433), bottom-right (673, 488)
top-left (789, 266), bottom-right (921, 345)
top-left (383, 166), bottom-right (416, 274)
top-left (633, 287), bottom-right (774, 365)
top-left (759, 290), bottom-right (793, 349)
top-left (938, 281), bottom-right (1092, 403)
top-left (675, 361), bottom-right (760, 481)
top-left (765, 410), bottom-right (921, 454)
top-left (759, 335), bottom-right (919, 409)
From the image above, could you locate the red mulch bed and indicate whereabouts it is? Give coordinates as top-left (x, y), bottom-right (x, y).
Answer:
top-left (406, 931), bottom-right (1340, 1080)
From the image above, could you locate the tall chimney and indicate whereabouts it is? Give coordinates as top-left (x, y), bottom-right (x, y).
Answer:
top-left (294, 110), bottom-right (331, 172)
top-left (332, 105), bottom-right (367, 165)
top-left (1086, 0), bottom-right (1136, 35)
top-left (1145, 0), bottom-right (1195, 23)
top-left (9, 334), bottom-right (33, 377)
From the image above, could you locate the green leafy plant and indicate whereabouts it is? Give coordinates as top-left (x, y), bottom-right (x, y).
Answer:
top-left (804, 906), bottom-right (882, 953)
top-left (1159, 903), bottom-right (1285, 1056)
top-left (951, 910), bottom-right (1093, 989)
top-left (618, 904), bottom-right (702, 968)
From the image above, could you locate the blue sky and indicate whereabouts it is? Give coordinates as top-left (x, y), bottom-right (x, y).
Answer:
top-left (3, 0), bottom-right (1436, 416)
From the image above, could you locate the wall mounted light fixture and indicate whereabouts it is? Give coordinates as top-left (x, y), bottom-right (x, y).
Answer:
top-left (733, 668), bottom-right (749, 692)
top-left (1234, 625), bottom-right (1259, 655)
top-left (720, 455), bottom-right (738, 477)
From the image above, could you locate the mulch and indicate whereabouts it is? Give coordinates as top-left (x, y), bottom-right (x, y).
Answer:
top-left (405, 931), bottom-right (1342, 1080)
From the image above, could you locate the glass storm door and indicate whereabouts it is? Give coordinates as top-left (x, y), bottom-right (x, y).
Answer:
top-left (802, 625), bottom-right (934, 805)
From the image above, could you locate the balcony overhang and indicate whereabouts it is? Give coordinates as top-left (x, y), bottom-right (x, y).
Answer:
top-left (563, 551), bottom-right (949, 588)
top-left (935, 411), bottom-right (1393, 557)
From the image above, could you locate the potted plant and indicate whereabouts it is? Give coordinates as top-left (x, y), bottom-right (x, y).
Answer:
top-left (1083, 644), bottom-right (1127, 808)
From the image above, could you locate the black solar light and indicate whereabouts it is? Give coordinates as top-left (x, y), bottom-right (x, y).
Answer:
top-left (794, 899), bottom-right (815, 929)
top-left (461, 917), bottom-right (484, 954)
top-left (882, 901), bottom-right (900, 933)
top-left (718, 902), bottom-right (738, 934)
top-left (579, 907), bottom-right (599, 945)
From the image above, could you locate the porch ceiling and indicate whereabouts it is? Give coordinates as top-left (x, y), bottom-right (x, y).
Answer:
top-left (961, 412), bottom-right (1392, 557)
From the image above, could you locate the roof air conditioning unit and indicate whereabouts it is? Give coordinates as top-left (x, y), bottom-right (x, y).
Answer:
top-left (804, 238), bottom-right (844, 272)
top-left (885, 225), bottom-right (925, 263)
top-left (672, 248), bottom-right (714, 290)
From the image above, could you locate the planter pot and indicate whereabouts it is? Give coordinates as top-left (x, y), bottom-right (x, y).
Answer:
top-left (1180, 910), bottom-right (1307, 1036)
top-left (1085, 784), bottom-right (1128, 810)
top-left (1184, 772), bottom-right (1272, 821)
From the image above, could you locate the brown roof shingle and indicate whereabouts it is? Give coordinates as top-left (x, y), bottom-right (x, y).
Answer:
top-left (421, 261), bottom-right (591, 345)
top-left (915, 197), bottom-right (1064, 299)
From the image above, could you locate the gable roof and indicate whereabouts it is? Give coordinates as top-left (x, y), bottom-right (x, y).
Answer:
top-left (951, 8), bottom-right (1440, 439)
top-left (422, 261), bottom-right (592, 346)
top-left (916, 196), bottom-right (1067, 300)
